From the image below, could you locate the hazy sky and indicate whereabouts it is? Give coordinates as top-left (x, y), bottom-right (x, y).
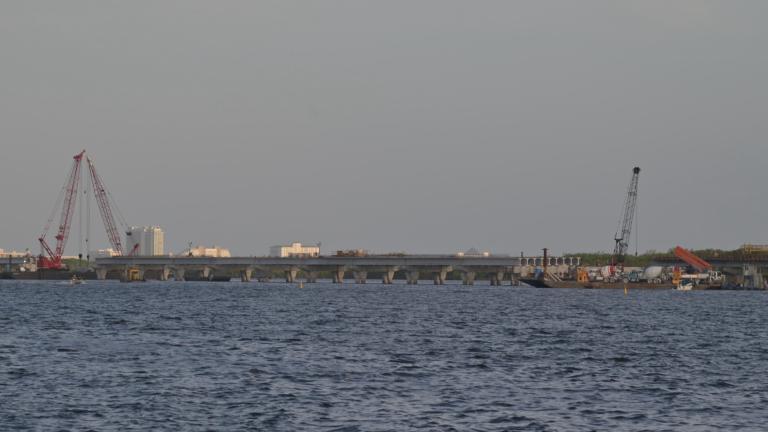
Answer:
top-left (1, 1), bottom-right (766, 256)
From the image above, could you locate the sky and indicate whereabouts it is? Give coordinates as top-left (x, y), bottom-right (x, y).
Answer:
top-left (1, 1), bottom-right (766, 257)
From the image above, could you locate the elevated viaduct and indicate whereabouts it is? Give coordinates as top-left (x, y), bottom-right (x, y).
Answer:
top-left (94, 254), bottom-right (581, 285)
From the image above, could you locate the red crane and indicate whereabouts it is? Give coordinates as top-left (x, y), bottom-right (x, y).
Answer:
top-left (38, 150), bottom-right (134, 270)
top-left (38, 151), bottom-right (86, 270)
top-left (86, 156), bottom-right (124, 256)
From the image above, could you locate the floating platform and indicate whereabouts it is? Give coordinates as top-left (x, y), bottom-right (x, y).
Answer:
top-left (0, 270), bottom-right (99, 280)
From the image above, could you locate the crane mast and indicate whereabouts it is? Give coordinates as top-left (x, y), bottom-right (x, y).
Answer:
top-left (612, 167), bottom-right (640, 270)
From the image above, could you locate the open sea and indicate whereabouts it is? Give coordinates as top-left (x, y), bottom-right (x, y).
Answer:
top-left (1, 280), bottom-right (767, 431)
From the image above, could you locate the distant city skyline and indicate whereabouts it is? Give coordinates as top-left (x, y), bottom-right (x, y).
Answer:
top-left (1, 2), bottom-right (766, 256)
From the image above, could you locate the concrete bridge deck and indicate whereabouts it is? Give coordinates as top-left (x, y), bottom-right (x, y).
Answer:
top-left (94, 254), bottom-right (580, 285)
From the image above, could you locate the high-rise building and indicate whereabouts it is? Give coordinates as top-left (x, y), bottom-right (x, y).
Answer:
top-left (126, 226), bottom-right (165, 256)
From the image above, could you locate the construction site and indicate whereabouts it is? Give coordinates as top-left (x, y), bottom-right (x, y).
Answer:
top-left (1, 153), bottom-right (766, 288)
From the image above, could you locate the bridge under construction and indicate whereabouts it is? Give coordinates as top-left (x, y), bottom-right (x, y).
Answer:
top-left (93, 254), bottom-right (582, 284)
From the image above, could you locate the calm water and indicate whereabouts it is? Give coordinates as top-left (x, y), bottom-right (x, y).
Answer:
top-left (1, 280), bottom-right (767, 431)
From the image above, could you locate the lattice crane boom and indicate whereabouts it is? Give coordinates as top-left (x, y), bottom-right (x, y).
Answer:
top-left (86, 157), bottom-right (124, 256)
top-left (38, 150), bottom-right (86, 269)
top-left (613, 167), bottom-right (640, 268)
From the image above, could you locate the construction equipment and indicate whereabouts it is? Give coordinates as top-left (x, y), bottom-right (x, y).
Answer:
top-left (612, 167), bottom-right (641, 271)
top-left (38, 151), bottom-right (134, 269)
top-left (38, 151), bottom-right (86, 270)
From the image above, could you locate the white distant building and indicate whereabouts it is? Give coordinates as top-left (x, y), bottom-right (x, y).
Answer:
top-left (178, 245), bottom-right (232, 258)
top-left (89, 248), bottom-right (119, 260)
top-left (269, 242), bottom-right (320, 258)
top-left (126, 226), bottom-right (165, 256)
top-left (456, 248), bottom-right (490, 257)
top-left (0, 248), bottom-right (31, 258)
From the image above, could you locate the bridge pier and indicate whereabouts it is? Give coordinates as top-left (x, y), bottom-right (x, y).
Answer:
top-left (96, 268), bottom-right (108, 281)
top-left (407, 270), bottom-right (419, 285)
top-left (490, 270), bottom-right (505, 286)
top-left (382, 267), bottom-right (397, 284)
top-left (285, 267), bottom-right (299, 283)
top-left (433, 266), bottom-right (451, 285)
top-left (160, 266), bottom-right (172, 281)
top-left (354, 271), bottom-right (367, 284)
top-left (240, 267), bottom-right (253, 282)
top-left (332, 266), bottom-right (346, 284)
top-left (201, 266), bottom-right (212, 281)
top-left (462, 271), bottom-right (476, 286)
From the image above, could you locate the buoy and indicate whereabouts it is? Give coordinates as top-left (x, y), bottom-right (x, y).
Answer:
top-left (624, 283), bottom-right (628, 295)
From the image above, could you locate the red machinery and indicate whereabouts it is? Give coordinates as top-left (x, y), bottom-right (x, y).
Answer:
top-left (38, 150), bottom-right (134, 269)
top-left (673, 246), bottom-right (712, 272)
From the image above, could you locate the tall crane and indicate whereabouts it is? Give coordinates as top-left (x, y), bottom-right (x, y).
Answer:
top-left (38, 151), bottom-right (134, 270)
top-left (38, 151), bottom-right (86, 270)
top-left (612, 167), bottom-right (640, 271)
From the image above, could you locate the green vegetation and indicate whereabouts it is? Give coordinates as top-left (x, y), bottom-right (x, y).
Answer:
top-left (62, 258), bottom-right (89, 270)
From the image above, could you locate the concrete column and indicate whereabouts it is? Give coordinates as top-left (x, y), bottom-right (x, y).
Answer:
top-left (333, 266), bottom-right (346, 284)
top-left (382, 267), bottom-right (397, 284)
top-left (354, 271), bottom-right (367, 284)
top-left (96, 268), bottom-right (108, 280)
top-left (285, 267), bottom-right (298, 283)
top-left (240, 268), bottom-right (253, 282)
top-left (434, 267), bottom-right (450, 285)
top-left (174, 268), bottom-right (186, 281)
top-left (462, 271), bottom-right (476, 286)
top-left (160, 267), bottom-right (172, 281)
top-left (201, 267), bottom-right (212, 281)
top-left (406, 270), bottom-right (419, 285)
top-left (490, 270), bottom-right (505, 286)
